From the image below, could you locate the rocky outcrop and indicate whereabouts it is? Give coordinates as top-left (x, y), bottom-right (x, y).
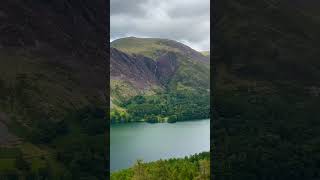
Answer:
top-left (110, 47), bottom-right (181, 89)
top-left (110, 47), bottom-right (160, 90)
top-left (155, 52), bottom-right (179, 85)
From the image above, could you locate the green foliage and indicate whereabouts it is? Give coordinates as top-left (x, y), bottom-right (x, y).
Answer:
top-left (115, 88), bottom-right (209, 123)
top-left (110, 109), bottom-right (130, 123)
top-left (111, 152), bottom-right (210, 180)
top-left (0, 105), bottom-right (105, 179)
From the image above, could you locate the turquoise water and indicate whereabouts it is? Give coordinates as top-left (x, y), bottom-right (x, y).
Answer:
top-left (110, 119), bottom-right (210, 171)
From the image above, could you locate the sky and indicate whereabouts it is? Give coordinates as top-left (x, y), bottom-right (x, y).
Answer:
top-left (110, 0), bottom-right (210, 51)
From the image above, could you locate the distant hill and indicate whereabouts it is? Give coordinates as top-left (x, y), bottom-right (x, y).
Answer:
top-left (110, 37), bottom-right (210, 123)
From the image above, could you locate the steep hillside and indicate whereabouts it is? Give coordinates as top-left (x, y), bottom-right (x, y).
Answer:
top-left (213, 0), bottom-right (320, 179)
top-left (110, 38), bottom-right (210, 123)
top-left (0, 0), bottom-right (107, 179)
top-left (110, 47), bottom-right (161, 103)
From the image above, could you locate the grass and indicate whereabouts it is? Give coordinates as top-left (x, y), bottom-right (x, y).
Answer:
top-left (200, 51), bottom-right (210, 57)
top-left (111, 37), bottom-right (185, 59)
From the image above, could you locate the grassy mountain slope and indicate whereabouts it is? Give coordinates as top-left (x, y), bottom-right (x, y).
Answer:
top-left (111, 37), bottom-right (209, 62)
top-left (213, 0), bottom-right (320, 179)
top-left (110, 37), bottom-right (210, 123)
top-left (0, 0), bottom-right (107, 179)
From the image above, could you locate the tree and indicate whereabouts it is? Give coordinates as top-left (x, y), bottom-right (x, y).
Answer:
top-left (167, 115), bottom-right (177, 123)
top-left (132, 160), bottom-right (150, 180)
top-left (153, 159), bottom-right (169, 180)
top-left (196, 159), bottom-right (210, 180)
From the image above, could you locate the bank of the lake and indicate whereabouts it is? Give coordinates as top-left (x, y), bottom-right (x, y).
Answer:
top-left (110, 119), bottom-right (210, 172)
top-left (111, 152), bottom-right (210, 180)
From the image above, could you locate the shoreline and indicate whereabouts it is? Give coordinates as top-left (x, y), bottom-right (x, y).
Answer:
top-left (110, 118), bottom-right (211, 124)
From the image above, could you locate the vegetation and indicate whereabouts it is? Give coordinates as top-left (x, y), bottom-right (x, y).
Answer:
top-left (111, 152), bottom-right (210, 180)
top-left (0, 59), bottom-right (106, 179)
top-left (0, 105), bottom-right (106, 179)
top-left (111, 88), bottom-right (209, 123)
top-left (213, 0), bottom-right (320, 179)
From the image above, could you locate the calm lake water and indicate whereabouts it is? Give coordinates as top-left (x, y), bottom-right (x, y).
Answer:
top-left (110, 119), bottom-right (210, 172)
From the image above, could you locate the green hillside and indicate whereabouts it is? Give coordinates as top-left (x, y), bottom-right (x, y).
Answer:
top-left (110, 38), bottom-right (210, 123)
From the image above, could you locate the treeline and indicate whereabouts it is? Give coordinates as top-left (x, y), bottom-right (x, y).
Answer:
top-left (111, 152), bottom-right (210, 180)
top-left (110, 89), bottom-right (210, 123)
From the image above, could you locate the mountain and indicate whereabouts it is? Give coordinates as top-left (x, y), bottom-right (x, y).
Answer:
top-left (110, 37), bottom-right (210, 123)
top-left (0, 0), bottom-right (106, 178)
top-left (213, 0), bottom-right (320, 179)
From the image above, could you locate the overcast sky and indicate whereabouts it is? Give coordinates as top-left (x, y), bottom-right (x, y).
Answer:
top-left (110, 0), bottom-right (210, 51)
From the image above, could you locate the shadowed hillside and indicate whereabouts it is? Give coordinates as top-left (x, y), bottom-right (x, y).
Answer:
top-left (0, 0), bottom-right (107, 179)
top-left (213, 0), bottom-right (320, 179)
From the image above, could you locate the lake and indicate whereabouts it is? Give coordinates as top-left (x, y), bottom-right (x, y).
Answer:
top-left (110, 119), bottom-right (210, 172)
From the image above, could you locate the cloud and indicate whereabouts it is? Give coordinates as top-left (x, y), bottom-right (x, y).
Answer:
top-left (110, 0), bottom-right (147, 16)
top-left (110, 0), bottom-right (210, 51)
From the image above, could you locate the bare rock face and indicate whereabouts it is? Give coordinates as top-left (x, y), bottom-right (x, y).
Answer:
top-left (110, 47), bottom-right (160, 90)
top-left (155, 52), bottom-right (179, 85)
top-left (110, 48), bottom-right (181, 91)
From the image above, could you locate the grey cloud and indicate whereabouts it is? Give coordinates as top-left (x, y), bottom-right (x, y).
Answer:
top-left (110, 0), bottom-right (147, 16)
top-left (110, 0), bottom-right (210, 51)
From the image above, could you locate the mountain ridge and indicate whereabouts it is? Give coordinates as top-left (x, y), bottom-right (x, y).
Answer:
top-left (111, 37), bottom-right (209, 62)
